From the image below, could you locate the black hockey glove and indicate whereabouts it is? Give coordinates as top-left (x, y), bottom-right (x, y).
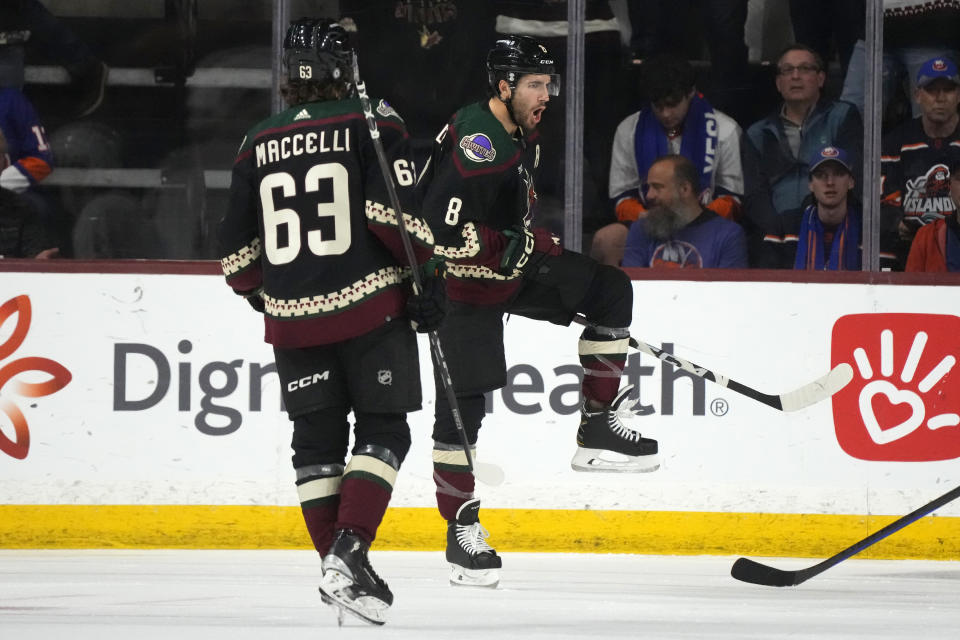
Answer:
top-left (499, 226), bottom-right (536, 275)
top-left (406, 261), bottom-right (447, 333)
top-left (240, 288), bottom-right (265, 313)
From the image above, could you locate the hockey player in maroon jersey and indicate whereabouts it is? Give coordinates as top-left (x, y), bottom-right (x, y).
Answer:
top-left (217, 18), bottom-right (444, 626)
top-left (416, 35), bottom-right (659, 589)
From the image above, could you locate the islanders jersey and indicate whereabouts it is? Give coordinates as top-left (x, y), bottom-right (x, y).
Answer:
top-left (881, 117), bottom-right (960, 228)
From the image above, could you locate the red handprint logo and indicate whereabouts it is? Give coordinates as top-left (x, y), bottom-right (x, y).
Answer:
top-left (832, 313), bottom-right (960, 462)
top-left (0, 295), bottom-right (72, 460)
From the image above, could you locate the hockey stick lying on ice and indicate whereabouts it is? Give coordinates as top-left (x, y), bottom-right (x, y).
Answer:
top-left (731, 483), bottom-right (960, 587)
top-left (353, 56), bottom-right (503, 487)
top-left (572, 315), bottom-right (853, 412)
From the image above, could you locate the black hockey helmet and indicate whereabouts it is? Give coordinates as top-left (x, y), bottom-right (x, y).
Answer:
top-left (283, 17), bottom-right (353, 84)
top-left (487, 35), bottom-right (560, 97)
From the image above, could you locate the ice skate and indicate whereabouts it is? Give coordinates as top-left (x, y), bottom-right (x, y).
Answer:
top-left (571, 385), bottom-right (659, 473)
top-left (446, 498), bottom-right (501, 587)
top-left (319, 529), bottom-right (393, 626)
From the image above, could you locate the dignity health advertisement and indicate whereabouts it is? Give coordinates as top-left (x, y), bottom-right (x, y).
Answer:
top-left (1, 271), bottom-right (958, 518)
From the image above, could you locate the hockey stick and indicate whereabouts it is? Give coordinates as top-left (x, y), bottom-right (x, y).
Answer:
top-left (572, 315), bottom-right (853, 412)
top-left (731, 483), bottom-right (960, 587)
top-left (352, 55), bottom-right (504, 487)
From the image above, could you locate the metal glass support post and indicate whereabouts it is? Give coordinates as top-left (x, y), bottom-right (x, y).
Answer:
top-left (861, 0), bottom-right (883, 271)
top-left (564, 0), bottom-right (585, 252)
top-left (271, 0), bottom-right (291, 115)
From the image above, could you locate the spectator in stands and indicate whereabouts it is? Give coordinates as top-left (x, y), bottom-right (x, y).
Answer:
top-left (0, 0), bottom-right (108, 117)
top-left (0, 85), bottom-right (52, 194)
top-left (765, 146), bottom-right (862, 270)
top-left (841, 1), bottom-right (960, 121)
top-left (622, 155), bottom-right (747, 268)
top-left (592, 54), bottom-right (743, 265)
top-left (741, 44), bottom-right (862, 267)
top-left (881, 57), bottom-right (960, 268)
top-left (788, 0), bottom-right (864, 79)
top-left (0, 126), bottom-right (56, 258)
top-left (905, 159), bottom-right (960, 272)
top-left (624, 1), bottom-right (749, 122)
top-left (341, 2), bottom-right (494, 141)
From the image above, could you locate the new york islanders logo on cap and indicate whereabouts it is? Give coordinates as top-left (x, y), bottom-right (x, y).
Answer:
top-left (933, 59), bottom-right (949, 71)
top-left (459, 133), bottom-right (497, 162)
top-left (821, 147), bottom-right (840, 158)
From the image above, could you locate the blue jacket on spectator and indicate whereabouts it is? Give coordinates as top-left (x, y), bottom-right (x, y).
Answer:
top-left (742, 98), bottom-right (862, 219)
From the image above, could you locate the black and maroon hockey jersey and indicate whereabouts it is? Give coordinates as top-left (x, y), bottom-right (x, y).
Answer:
top-left (218, 97), bottom-right (434, 348)
top-left (416, 100), bottom-right (542, 305)
top-left (881, 117), bottom-right (960, 229)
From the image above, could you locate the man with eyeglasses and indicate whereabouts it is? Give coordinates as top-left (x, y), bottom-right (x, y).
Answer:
top-left (881, 57), bottom-right (960, 269)
top-left (741, 44), bottom-right (863, 267)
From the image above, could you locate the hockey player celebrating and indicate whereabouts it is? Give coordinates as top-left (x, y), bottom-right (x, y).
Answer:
top-left (417, 35), bottom-right (659, 588)
top-left (217, 17), bottom-right (443, 626)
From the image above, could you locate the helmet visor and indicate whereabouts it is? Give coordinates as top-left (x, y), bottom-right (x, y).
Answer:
top-left (515, 72), bottom-right (561, 97)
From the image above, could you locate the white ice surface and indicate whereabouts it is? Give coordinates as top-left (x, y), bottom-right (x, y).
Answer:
top-left (1, 550), bottom-right (958, 639)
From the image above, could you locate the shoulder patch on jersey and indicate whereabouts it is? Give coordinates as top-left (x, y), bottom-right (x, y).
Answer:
top-left (294, 108), bottom-right (311, 121)
top-left (459, 133), bottom-right (497, 162)
top-left (376, 99), bottom-right (400, 120)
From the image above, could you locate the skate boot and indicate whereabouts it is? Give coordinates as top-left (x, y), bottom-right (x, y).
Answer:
top-left (446, 498), bottom-right (502, 587)
top-left (319, 529), bottom-right (393, 626)
top-left (571, 385), bottom-right (659, 473)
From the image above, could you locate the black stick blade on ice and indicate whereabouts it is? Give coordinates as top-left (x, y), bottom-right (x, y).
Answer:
top-left (731, 483), bottom-right (960, 587)
top-left (730, 557), bottom-right (814, 587)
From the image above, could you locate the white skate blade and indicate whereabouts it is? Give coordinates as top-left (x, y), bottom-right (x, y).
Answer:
top-left (570, 447), bottom-right (660, 473)
top-left (319, 570), bottom-right (389, 626)
top-left (449, 564), bottom-right (500, 588)
top-left (318, 589), bottom-right (345, 626)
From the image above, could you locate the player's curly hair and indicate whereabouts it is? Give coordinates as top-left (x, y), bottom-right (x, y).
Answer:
top-left (640, 54), bottom-right (696, 106)
top-left (279, 79), bottom-right (350, 107)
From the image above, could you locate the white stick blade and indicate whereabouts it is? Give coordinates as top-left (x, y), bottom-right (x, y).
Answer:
top-left (779, 363), bottom-right (854, 412)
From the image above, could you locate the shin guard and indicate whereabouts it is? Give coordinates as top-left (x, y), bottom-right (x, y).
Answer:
top-left (578, 325), bottom-right (630, 406)
top-left (432, 441), bottom-right (477, 522)
top-left (336, 444), bottom-right (401, 544)
top-left (296, 463), bottom-right (344, 556)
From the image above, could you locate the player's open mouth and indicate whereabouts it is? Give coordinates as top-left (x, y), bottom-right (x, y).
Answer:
top-left (532, 107), bottom-right (545, 123)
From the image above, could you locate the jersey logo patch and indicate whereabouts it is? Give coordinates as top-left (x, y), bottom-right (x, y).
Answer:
top-left (650, 240), bottom-right (704, 268)
top-left (377, 369), bottom-right (393, 386)
top-left (459, 133), bottom-right (497, 162)
top-left (903, 163), bottom-right (956, 222)
top-left (294, 108), bottom-right (311, 121)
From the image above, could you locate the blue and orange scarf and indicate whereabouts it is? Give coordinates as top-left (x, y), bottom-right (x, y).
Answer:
top-left (633, 93), bottom-right (717, 198)
top-left (794, 204), bottom-right (861, 270)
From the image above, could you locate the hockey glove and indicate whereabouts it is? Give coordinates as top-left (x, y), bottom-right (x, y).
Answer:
top-left (406, 264), bottom-right (447, 333)
top-left (239, 287), bottom-right (265, 313)
top-left (500, 226), bottom-right (536, 275)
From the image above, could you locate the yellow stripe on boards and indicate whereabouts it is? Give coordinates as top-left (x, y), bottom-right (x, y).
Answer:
top-left (1, 505), bottom-right (959, 560)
